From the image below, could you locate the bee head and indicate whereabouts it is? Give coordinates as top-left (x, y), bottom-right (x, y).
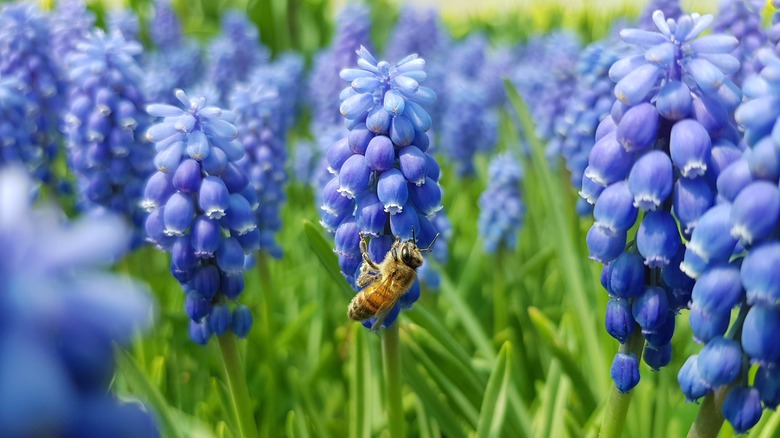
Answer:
top-left (392, 228), bottom-right (439, 269)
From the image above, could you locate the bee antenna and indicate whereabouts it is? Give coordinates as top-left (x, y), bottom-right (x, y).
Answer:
top-left (421, 233), bottom-right (440, 253)
top-left (411, 226), bottom-right (416, 243)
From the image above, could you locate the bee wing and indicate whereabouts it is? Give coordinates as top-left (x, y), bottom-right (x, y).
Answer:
top-left (369, 293), bottom-right (402, 332)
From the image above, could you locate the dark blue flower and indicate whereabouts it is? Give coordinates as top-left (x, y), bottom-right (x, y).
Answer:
top-left (722, 386), bottom-right (762, 434)
top-left (64, 29), bottom-right (153, 248)
top-left (205, 11), bottom-right (269, 103)
top-left (321, 47), bottom-right (443, 327)
top-left (0, 167), bottom-right (157, 436)
top-left (611, 352), bottom-right (640, 393)
top-left (586, 11), bottom-right (742, 389)
top-left (0, 3), bottom-right (67, 186)
top-left (145, 90), bottom-right (257, 343)
top-left (478, 153), bottom-right (524, 254)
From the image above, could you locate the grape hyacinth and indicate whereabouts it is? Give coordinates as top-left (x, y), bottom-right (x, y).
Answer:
top-left (321, 47), bottom-right (443, 329)
top-left (440, 74), bottom-right (498, 176)
top-left (712, 0), bottom-right (766, 86)
top-left (231, 82), bottom-right (287, 258)
top-left (0, 78), bottom-right (38, 174)
top-left (552, 38), bottom-right (627, 216)
top-left (308, 4), bottom-right (372, 131)
top-left (478, 153), bottom-right (525, 254)
top-left (638, 0), bottom-right (683, 29)
top-left (0, 3), bottom-right (66, 185)
top-left (143, 90), bottom-right (258, 344)
top-left (150, 0), bottom-right (183, 50)
top-left (0, 166), bottom-right (157, 437)
top-left (205, 11), bottom-right (269, 103)
top-left (675, 46), bottom-right (780, 433)
top-left (107, 8), bottom-right (141, 43)
top-left (583, 11), bottom-right (742, 393)
top-left (512, 31), bottom-right (581, 147)
top-left (64, 29), bottom-right (153, 247)
top-left (50, 0), bottom-right (96, 71)
top-left (142, 0), bottom-right (203, 105)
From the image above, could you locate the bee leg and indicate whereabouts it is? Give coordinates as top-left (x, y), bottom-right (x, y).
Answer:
top-left (359, 236), bottom-right (380, 270)
top-left (355, 267), bottom-right (380, 288)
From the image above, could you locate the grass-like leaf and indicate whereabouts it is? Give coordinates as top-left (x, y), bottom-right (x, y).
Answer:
top-left (302, 219), bottom-right (354, 297)
top-left (115, 348), bottom-right (184, 438)
top-left (476, 342), bottom-right (512, 438)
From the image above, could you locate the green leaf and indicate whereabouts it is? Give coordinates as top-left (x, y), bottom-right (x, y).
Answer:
top-left (504, 79), bottom-right (607, 392)
top-left (401, 328), bottom-right (479, 428)
top-left (476, 342), bottom-right (512, 438)
top-left (302, 219), bottom-right (353, 297)
top-left (115, 348), bottom-right (183, 438)
top-left (402, 350), bottom-right (469, 438)
top-left (527, 307), bottom-right (597, 412)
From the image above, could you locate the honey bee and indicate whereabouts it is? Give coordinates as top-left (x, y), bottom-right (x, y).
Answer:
top-left (348, 229), bottom-right (439, 331)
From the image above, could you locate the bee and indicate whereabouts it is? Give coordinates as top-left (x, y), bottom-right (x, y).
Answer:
top-left (348, 229), bottom-right (439, 331)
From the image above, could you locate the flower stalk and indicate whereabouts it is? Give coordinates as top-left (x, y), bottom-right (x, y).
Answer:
top-left (218, 332), bottom-right (259, 438)
top-left (383, 324), bottom-right (404, 438)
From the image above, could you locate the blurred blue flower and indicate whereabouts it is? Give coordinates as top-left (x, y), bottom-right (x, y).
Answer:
top-left (0, 3), bottom-right (67, 186)
top-left (150, 0), bottom-right (183, 50)
top-left (205, 11), bottom-right (269, 103)
top-left (64, 29), bottom-right (153, 248)
top-left (107, 8), bottom-right (140, 42)
top-left (230, 81), bottom-right (287, 258)
top-left (144, 89), bottom-right (258, 343)
top-left (0, 166), bottom-right (157, 437)
top-left (713, 0), bottom-right (766, 86)
top-left (478, 152), bottom-right (524, 254)
top-left (308, 4), bottom-right (372, 131)
top-left (323, 47), bottom-right (443, 329)
top-left (637, 0), bottom-right (683, 29)
top-left (50, 0), bottom-right (96, 70)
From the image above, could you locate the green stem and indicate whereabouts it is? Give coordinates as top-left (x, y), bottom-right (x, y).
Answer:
top-left (599, 330), bottom-right (645, 438)
top-left (218, 332), bottom-right (259, 438)
top-left (687, 387), bottom-right (729, 438)
top-left (383, 324), bottom-right (404, 438)
top-left (494, 249), bottom-right (507, 334)
top-left (256, 253), bottom-right (276, 438)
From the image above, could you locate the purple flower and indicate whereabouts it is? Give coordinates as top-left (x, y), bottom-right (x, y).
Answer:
top-left (144, 90), bottom-right (257, 343)
top-left (64, 29), bottom-right (153, 248)
top-left (0, 166), bottom-right (157, 436)
top-left (478, 153), bottom-right (525, 254)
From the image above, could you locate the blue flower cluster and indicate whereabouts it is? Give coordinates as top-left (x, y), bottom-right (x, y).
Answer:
top-left (479, 153), bottom-right (525, 254)
top-left (231, 71), bottom-right (296, 259)
top-left (150, 0), bottom-right (183, 51)
top-left (0, 3), bottom-right (66, 185)
top-left (0, 78), bottom-right (38, 174)
top-left (440, 34), bottom-right (499, 176)
top-left (551, 38), bottom-right (627, 216)
top-left (321, 47), bottom-right (443, 328)
top-left (511, 31), bottom-right (581, 148)
top-left (64, 30), bottom-right (153, 248)
top-left (712, 0), bottom-right (766, 86)
top-left (583, 11), bottom-right (742, 393)
top-left (675, 46), bottom-right (780, 433)
top-left (0, 167), bottom-right (157, 437)
top-left (308, 4), bottom-right (372, 131)
top-left (142, 0), bottom-right (203, 105)
top-left (50, 0), bottom-right (96, 70)
top-left (143, 90), bottom-right (256, 344)
top-left (107, 8), bottom-right (141, 42)
top-left (205, 11), bottom-right (269, 103)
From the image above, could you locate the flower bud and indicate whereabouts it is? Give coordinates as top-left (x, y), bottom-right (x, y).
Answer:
top-left (697, 336), bottom-right (742, 388)
top-left (611, 352), bottom-right (640, 393)
top-left (628, 150), bottom-right (673, 211)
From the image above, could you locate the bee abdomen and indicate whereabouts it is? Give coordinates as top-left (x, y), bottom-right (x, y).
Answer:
top-left (348, 293), bottom-right (375, 321)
